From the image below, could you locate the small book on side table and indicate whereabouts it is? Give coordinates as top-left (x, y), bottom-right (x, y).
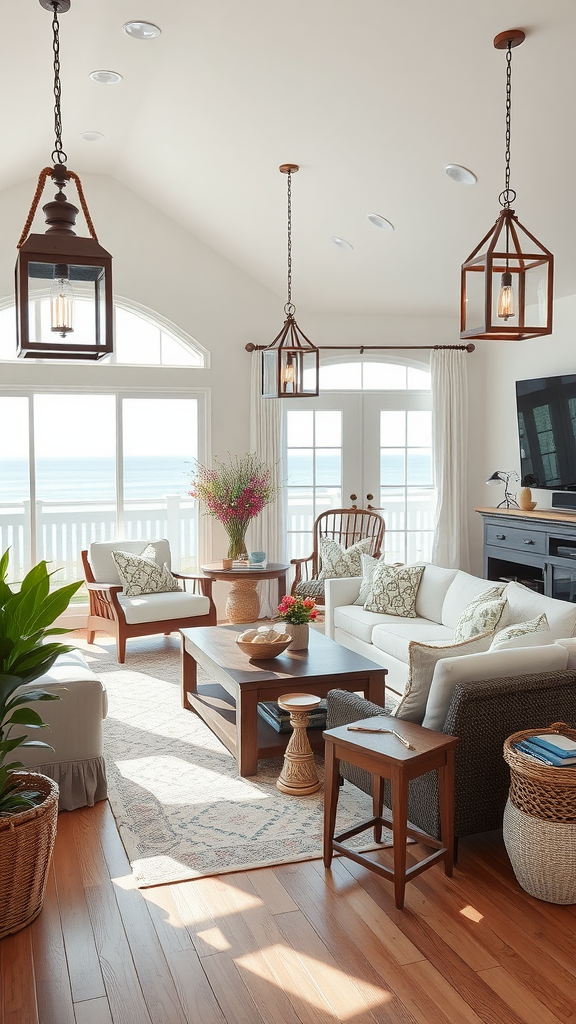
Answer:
top-left (257, 700), bottom-right (327, 734)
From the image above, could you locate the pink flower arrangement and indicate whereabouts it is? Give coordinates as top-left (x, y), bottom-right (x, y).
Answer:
top-left (276, 595), bottom-right (318, 625)
top-left (189, 453), bottom-right (277, 559)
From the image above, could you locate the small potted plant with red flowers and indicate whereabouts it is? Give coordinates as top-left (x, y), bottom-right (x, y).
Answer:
top-left (276, 595), bottom-right (318, 650)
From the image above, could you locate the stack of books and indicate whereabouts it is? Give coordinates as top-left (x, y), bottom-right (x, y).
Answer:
top-left (232, 559), bottom-right (268, 569)
top-left (514, 732), bottom-right (576, 767)
top-left (257, 700), bottom-right (327, 734)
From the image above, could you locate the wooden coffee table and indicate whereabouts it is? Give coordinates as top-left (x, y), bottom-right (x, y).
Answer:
top-left (180, 624), bottom-right (387, 776)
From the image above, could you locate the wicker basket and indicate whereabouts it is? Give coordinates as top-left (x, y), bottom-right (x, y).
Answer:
top-left (503, 722), bottom-right (576, 903)
top-left (0, 772), bottom-right (59, 939)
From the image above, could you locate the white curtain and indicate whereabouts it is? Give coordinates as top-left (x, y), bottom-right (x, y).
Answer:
top-left (430, 348), bottom-right (470, 570)
top-left (250, 351), bottom-right (286, 617)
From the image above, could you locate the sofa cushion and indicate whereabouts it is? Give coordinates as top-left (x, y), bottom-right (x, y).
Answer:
top-left (88, 539), bottom-right (172, 585)
top-left (371, 620), bottom-right (454, 663)
top-left (504, 580), bottom-right (576, 639)
top-left (364, 564), bottom-right (425, 617)
top-left (490, 613), bottom-right (551, 650)
top-left (112, 547), bottom-right (181, 597)
top-left (452, 590), bottom-right (508, 643)
top-left (317, 537), bottom-right (373, 582)
top-left (422, 644), bottom-right (569, 732)
top-left (551, 638), bottom-right (576, 668)
top-left (333, 605), bottom-right (405, 645)
top-left (118, 590), bottom-right (211, 624)
top-left (414, 564), bottom-right (459, 622)
top-left (441, 573), bottom-right (506, 629)
top-left (391, 632), bottom-right (494, 724)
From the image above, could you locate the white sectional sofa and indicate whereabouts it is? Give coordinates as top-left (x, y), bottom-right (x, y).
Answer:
top-left (325, 564), bottom-right (576, 699)
top-left (14, 648), bottom-right (108, 811)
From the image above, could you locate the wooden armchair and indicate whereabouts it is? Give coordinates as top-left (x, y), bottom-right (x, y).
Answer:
top-left (290, 507), bottom-right (385, 604)
top-left (82, 539), bottom-right (216, 663)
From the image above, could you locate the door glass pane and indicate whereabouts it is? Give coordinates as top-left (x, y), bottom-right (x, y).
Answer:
top-left (33, 393), bottom-right (117, 589)
top-left (380, 411), bottom-right (405, 446)
top-left (287, 448), bottom-right (313, 486)
top-left (316, 411), bottom-right (341, 447)
top-left (407, 448), bottom-right (433, 485)
top-left (286, 410), bottom-right (342, 566)
top-left (287, 411), bottom-right (313, 447)
top-left (0, 397), bottom-right (29, 582)
top-left (122, 398), bottom-right (198, 571)
top-left (381, 449), bottom-right (406, 486)
top-left (316, 449), bottom-right (341, 485)
top-left (407, 411), bottom-right (431, 446)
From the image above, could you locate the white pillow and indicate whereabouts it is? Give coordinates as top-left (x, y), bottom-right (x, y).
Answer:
top-left (422, 644), bottom-right (569, 732)
top-left (353, 552), bottom-right (386, 606)
top-left (452, 590), bottom-right (508, 643)
top-left (112, 547), bottom-right (181, 597)
top-left (317, 537), bottom-right (372, 582)
top-left (490, 613), bottom-right (551, 650)
top-left (390, 631), bottom-right (494, 724)
top-left (504, 580), bottom-right (576, 639)
top-left (364, 563), bottom-right (425, 617)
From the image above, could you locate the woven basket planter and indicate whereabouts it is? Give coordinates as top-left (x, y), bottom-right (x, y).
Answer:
top-left (503, 722), bottom-right (576, 904)
top-left (0, 772), bottom-right (59, 939)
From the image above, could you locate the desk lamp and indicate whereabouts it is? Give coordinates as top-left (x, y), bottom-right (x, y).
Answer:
top-left (486, 470), bottom-right (520, 509)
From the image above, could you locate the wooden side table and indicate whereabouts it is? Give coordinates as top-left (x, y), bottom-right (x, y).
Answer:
top-left (276, 693), bottom-right (322, 795)
top-left (323, 716), bottom-right (459, 908)
top-left (200, 562), bottom-right (289, 624)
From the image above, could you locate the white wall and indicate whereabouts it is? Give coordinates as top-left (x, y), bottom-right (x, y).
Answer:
top-left (468, 294), bottom-right (576, 575)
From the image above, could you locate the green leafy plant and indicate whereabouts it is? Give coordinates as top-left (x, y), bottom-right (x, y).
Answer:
top-left (0, 550), bottom-right (83, 814)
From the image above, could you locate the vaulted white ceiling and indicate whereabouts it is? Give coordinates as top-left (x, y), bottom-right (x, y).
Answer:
top-left (2, 0), bottom-right (574, 316)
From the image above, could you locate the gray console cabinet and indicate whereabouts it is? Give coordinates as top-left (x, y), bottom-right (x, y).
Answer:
top-left (476, 506), bottom-right (576, 603)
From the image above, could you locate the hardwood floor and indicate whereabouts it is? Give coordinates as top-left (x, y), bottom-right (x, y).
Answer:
top-left (2, 801), bottom-right (576, 1024)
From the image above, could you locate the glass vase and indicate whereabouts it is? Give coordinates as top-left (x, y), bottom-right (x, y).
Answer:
top-left (225, 521), bottom-right (248, 560)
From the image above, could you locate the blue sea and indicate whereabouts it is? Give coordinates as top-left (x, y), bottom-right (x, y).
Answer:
top-left (0, 456), bottom-right (195, 502)
top-left (0, 451), bottom-right (432, 503)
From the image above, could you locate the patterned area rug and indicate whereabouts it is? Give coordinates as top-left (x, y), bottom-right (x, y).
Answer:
top-left (74, 633), bottom-right (391, 887)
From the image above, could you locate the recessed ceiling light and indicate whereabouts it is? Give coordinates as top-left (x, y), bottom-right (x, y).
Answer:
top-left (89, 70), bottom-right (123, 85)
top-left (444, 164), bottom-right (477, 185)
top-left (122, 21), bottom-right (161, 40)
top-left (367, 213), bottom-right (394, 231)
top-left (80, 131), bottom-right (104, 142)
top-left (332, 236), bottom-right (353, 251)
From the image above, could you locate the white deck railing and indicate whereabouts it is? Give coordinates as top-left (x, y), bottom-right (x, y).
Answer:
top-left (0, 496), bottom-right (198, 585)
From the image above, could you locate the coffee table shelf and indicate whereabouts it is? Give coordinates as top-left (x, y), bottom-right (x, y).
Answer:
top-left (181, 624), bottom-right (387, 776)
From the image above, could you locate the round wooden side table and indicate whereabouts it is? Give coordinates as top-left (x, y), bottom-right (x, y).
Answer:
top-left (200, 562), bottom-right (289, 624)
top-left (276, 693), bottom-right (322, 796)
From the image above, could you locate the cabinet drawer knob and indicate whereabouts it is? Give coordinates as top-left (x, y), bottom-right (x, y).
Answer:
top-left (496, 534), bottom-right (506, 540)
top-left (523, 539), bottom-right (535, 545)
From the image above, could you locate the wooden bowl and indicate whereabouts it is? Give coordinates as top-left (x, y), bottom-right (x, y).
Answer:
top-left (235, 637), bottom-right (292, 659)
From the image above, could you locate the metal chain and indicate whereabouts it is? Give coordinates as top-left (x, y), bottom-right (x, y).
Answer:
top-left (284, 170), bottom-right (295, 316)
top-left (51, 2), bottom-right (68, 165)
top-left (499, 41), bottom-right (516, 208)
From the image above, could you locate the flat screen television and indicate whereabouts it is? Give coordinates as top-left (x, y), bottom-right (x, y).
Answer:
top-left (516, 374), bottom-right (576, 490)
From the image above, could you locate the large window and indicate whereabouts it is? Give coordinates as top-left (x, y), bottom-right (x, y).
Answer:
top-left (285, 359), bottom-right (434, 565)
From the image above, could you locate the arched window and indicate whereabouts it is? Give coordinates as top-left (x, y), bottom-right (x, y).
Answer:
top-left (284, 357), bottom-right (434, 564)
top-left (0, 295), bottom-right (207, 367)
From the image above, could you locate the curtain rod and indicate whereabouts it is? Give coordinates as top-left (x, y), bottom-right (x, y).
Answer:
top-left (245, 343), bottom-right (475, 353)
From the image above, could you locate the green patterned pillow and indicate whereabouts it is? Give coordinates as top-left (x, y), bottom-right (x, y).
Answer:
top-left (354, 552), bottom-right (386, 606)
top-left (452, 590), bottom-right (508, 642)
top-left (317, 537), bottom-right (372, 582)
top-left (364, 563), bottom-right (425, 617)
top-left (112, 546), bottom-right (182, 597)
top-left (490, 613), bottom-right (550, 649)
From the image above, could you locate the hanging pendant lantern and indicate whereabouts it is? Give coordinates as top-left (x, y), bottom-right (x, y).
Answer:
top-left (460, 29), bottom-right (553, 342)
top-left (15, 0), bottom-right (113, 360)
top-left (262, 164), bottom-right (319, 398)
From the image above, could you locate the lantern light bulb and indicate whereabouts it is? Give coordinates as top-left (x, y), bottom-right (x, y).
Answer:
top-left (497, 271), bottom-right (515, 320)
top-left (50, 264), bottom-right (74, 337)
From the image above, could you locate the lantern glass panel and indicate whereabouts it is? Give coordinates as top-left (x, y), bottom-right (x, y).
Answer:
top-left (262, 348), bottom-right (280, 397)
top-left (299, 350), bottom-right (319, 396)
top-left (462, 263), bottom-right (486, 335)
top-left (26, 259), bottom-right (107, 349)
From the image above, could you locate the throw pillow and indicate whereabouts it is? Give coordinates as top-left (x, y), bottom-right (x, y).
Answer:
top-left (490, 613), bottom-right (551, 650)
top-left (317, 536), bottom-right (372, 582)
top-left (452, 590), bottom-right (508, 643)
top-left (112, 547), bottom-right (182, 597)
top-left (353, 552), bottom-right (386, 606)
top-left (391, 631), bottom-right (494, 723)
top-left (364, 563), bottom-right (425, 617)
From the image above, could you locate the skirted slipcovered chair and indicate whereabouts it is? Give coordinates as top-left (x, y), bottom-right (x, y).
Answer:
top-left (82, 539), bottom-right (216, 663)
top-left (291, 507), bottom-right (385, 605)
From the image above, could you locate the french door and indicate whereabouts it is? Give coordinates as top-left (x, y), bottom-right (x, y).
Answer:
top-left (284, 391), bottom-right (435, 564)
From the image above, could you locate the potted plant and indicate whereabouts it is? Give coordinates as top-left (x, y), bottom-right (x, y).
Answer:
top-left (0, 549), bottom-right (82, 938)
top-left (275, 594), bottom-right (318, 650)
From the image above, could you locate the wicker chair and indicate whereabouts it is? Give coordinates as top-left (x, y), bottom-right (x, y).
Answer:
top-left (82, 539), bottom-right (216, 663)
top-left (290, 507), bottom-right (385, 605)
top-left (326, 669), bottom-right (576, 841)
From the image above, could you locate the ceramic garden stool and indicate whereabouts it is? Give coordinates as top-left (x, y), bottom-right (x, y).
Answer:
top-left (276, 693), bottom-right (322, 795)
